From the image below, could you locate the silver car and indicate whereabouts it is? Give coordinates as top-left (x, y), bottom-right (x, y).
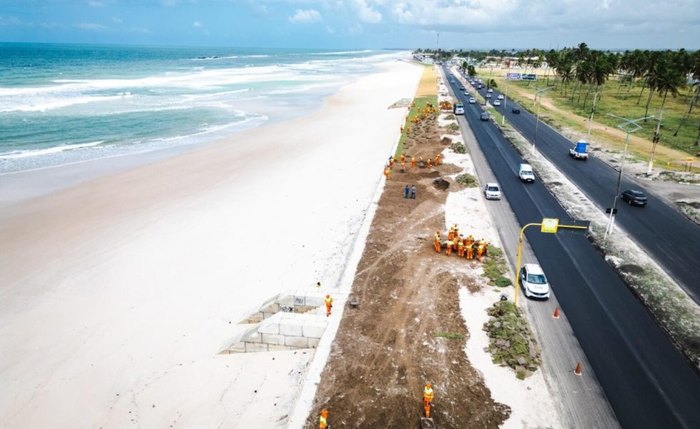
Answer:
top-left (519, 264), bottom-right (551, 299)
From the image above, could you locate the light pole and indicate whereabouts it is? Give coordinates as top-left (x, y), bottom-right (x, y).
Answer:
top-left (532, 87), bottom-right (551, 154)
top-left (587, 92), bottom-right (599, 138)
top-left (603, 114), bottom-right (653, 240)
top-left (514, 219), bottom-right (589, 306)
top-left (647, 108), bottom-right (663, 175)
top-left (502, 77), bottom-right (509, 126)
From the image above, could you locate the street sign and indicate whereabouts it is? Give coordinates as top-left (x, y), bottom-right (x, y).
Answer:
top-left (541, 218), bottom-right (559, 233)
top-left (522, 74), bottom-right (537, 81)
top-left (605, 208), bottom-right (618, 214)
top-left (506, 73), bottom-right (521, 80)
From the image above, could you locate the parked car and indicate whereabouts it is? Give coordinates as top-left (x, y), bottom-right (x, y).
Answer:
top-left (486, 93), bottom-right (492, 98)
top-left (621, 189), bottom-right (648, 206)
top-left (487, 88), bottom-right (493, 93)
top-left (468, 97), bottom-right (476, 104)
top-left (483, 183), bottom-right (502, 200)
top-left (519, 264), bottom-right (551, 299)
top-left (480, 112), bottom-right (490, 121)
top-left (477, 84), bottom-right (483, 89)
top-left (497, 94), bottom-right (504, 100)
top-left (493, 100), bottom-right (501, 106)
top-left (512, 107), bottom-right (521, 114)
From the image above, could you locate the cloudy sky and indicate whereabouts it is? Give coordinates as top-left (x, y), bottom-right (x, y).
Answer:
top-left (1, 0), bottom-right (698, 50)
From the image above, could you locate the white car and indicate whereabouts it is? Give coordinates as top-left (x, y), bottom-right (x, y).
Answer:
top-left (483, 183), bottom-right (501, 200)
top-left (468, 97), bottom-right (476, 104)
top-left (519, 264), bottom-right (551, 299)
top-left (493, 100), bottom-right (501, 106)
top-left (486, 93), bottom-right (492, 98)
top-left (487, 88), bottom-right (493, 93)
top-left (497, 94), bottom-right (504, 100)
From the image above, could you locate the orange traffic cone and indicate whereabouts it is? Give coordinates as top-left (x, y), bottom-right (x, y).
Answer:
top-left (574, 362), bottom-right (582, 376)
top-left (553, 307), bottom-right (560, 319)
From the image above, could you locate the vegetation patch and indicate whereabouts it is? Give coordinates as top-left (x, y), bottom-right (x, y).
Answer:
top-left (484, 301), bottom-right (541, 379)
top-left (481, 246), bottom-right (511, 287)
top-left (446, 122), bottom-right (460, 132)
top-left (434, 331), bottom-right (465, 340)
top-left (451, 142), bottom-right (466, 154)
top-left (455, 173), bottom-right (477, 187)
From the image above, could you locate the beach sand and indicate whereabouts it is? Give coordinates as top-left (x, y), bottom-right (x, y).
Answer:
top-left (0, 60), bottom-right (422, 428)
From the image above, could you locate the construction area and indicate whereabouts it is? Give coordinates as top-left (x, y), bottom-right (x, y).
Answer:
top-left (304, 66), bottom-right (513, 428)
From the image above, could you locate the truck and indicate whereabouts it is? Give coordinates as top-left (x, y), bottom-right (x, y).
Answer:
top-left (519, 163), bottom-right (535, 183)
top-left (453, 102), bottom-right (465, 115)
top-left (569, 140), bottom-right (589, 160)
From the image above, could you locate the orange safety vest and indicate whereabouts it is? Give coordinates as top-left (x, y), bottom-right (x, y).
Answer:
top-left (423, 386), bottom-right (434, 402)
top-left (319, 415), bottom-right (328, 429)
top-left (325, 296), bottom-right (333, 307)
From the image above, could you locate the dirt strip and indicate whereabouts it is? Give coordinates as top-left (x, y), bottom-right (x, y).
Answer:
top-left (305, 110), bottom-right (510, 428)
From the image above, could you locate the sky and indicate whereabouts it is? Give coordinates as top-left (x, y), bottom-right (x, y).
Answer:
top-left (1, 0), bottom-right (698, 50)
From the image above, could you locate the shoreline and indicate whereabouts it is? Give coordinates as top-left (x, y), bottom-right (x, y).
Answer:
top-left (0, 59), bottom-right (423, 428)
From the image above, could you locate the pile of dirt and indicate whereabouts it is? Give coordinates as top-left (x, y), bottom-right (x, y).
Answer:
top-left (306, 110), bottom-right (510, 427)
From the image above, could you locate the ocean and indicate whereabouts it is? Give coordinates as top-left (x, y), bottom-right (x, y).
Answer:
top-left (0, 43), bottom-right (404, 174)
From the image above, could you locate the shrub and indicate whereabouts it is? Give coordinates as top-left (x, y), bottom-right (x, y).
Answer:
top-left (455, 173), bottom-right (477, 187)
top-left (451, 142), bottom-right (466, 154)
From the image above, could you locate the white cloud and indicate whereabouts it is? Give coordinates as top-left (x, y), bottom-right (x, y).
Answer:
top-left (289, 9), bottom-right (323, 24)
top-left (353, 0), bottom-right (382, 23)
top-left (77, 22), bottom-right (106, 31)
top-left (193, 20), bottom-right (202, 28)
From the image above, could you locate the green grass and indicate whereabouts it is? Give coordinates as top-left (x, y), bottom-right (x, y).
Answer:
top-left (484, 300), bottom-right (541, 377)
top-left (482, 246), bottom-right (511, 286)
top-left (484, 69), bottom-right (700, 158)
top-left (434, 332), bottom-right (465, 340)
top-left (397, 95), bottom-right (438, 156)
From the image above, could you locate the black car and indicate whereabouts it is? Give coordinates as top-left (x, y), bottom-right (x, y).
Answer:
top-left (621, 189), bottom-right (648, 206)
top-left (512, 107), bottom-right (521, 114)
top-left (459, 85), bottom-right (465, 90)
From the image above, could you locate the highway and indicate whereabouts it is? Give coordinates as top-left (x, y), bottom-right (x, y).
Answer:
top-left (471, 75), bottom-right (700, 303)
top-left (444, 67), bottom-right (700, 428)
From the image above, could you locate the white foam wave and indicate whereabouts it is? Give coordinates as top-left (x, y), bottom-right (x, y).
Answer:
top-left (0, 141), bottom-right (105, 160)
top-left (310, 50), bottom-right (374, 56)
top-left (0, 93), bottom-right (133, 113)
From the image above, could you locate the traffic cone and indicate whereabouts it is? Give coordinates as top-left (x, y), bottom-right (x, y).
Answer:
top-left (553, 307), bottom-right (560, 319)
top-left (574, 362), bottom-right (582, 376)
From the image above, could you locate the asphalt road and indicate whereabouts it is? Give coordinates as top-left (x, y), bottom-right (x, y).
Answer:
top-left (444, 68), bottom-right (700, 429)
top-left (469, 75), bottom-right (700, 303)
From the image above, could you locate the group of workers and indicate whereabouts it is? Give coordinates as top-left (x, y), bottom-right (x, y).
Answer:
top-left (433, 225), bottom-right (489, 261)
top-left (384, 152), bottom-right (443, 180)
top-left (319, 382), bottom-right (435, 427)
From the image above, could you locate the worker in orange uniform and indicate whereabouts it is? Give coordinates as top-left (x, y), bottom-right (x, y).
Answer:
top-left (406, 125), bottom-right (411, 135)
top-left (457, 237), bottom-right (465, 257)
top-left (325, 295), bottom-right (333, 317)
top-left (319, 409), bottom-right (329, 429)
top-left (384, 166), bottom-right (391, 180)
top-left (434, 153), bottom-right (441, 166)
top-left (445, 239), bottom-right (453, 256)
top-left (401, 160), bottom-right (406, 172)
top-left (447, 226), bottom-right (454, 242)
top-left (411, 156), bottom-right (416, 169)
top-left (400, 153), bottom-right (406, 163)
top-left (466, 241), bottom-right (474, 260)
top-left (427, 158), bottom-right (432, 168)
top-left (476, 242), bottom-right (485, 262)
top-left (434, 231), bottom-right (442, 253)
top-left (423, 383), bottom-right (434, 418)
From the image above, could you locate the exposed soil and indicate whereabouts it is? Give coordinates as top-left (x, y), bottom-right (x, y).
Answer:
top-left (306, 114), bottom-right (510, 427)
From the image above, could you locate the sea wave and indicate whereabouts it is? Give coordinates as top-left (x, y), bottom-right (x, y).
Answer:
top-left (0, 141), bottom-right (105, 160)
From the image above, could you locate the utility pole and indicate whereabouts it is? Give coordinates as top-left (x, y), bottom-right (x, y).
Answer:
top-left (604, 114), bottom-right (653, 240)
top-left (532, 87), bottom-right (552, 155)
top-left (647, 108), bottom-right (663, 175)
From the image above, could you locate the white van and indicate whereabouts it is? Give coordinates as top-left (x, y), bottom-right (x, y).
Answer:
top-left (453, 102), bottom-right (465, 115)
top-left (519, 164), bottom-right (535, 183)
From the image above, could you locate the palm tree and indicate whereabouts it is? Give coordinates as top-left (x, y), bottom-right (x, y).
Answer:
top-left (674, 50), bottom-right (700, 137)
